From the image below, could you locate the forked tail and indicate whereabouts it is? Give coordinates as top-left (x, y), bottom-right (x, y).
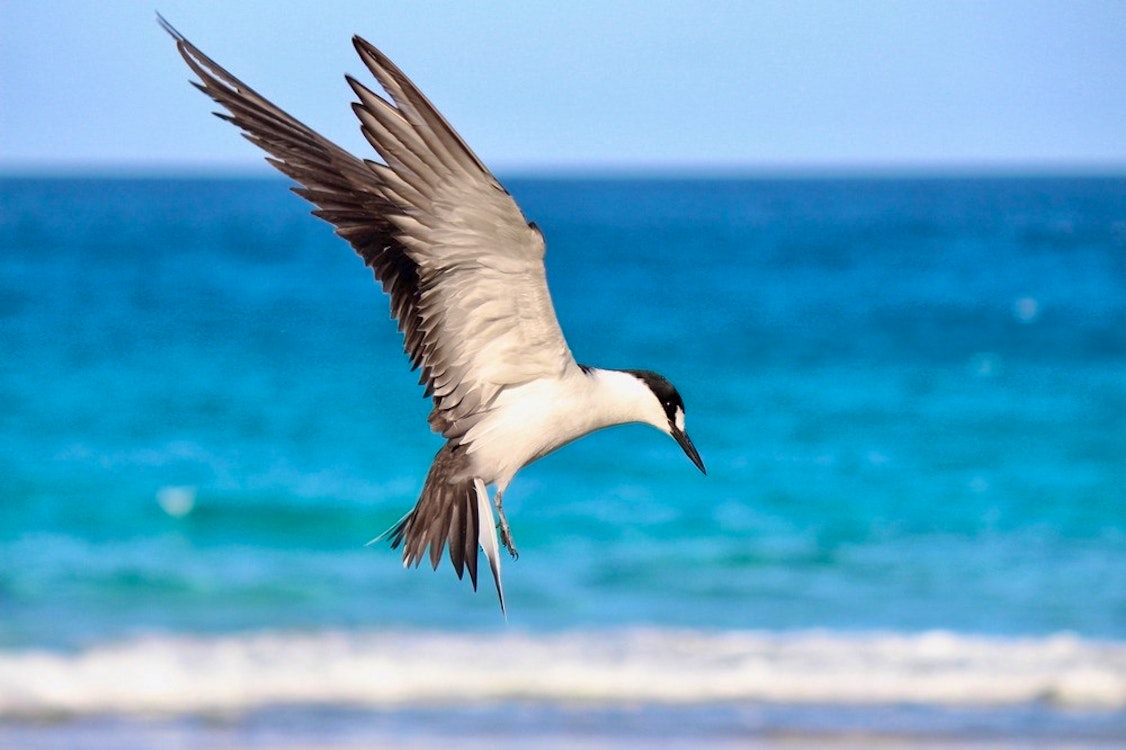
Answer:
top-left (378, 444), bottom-right (505, 613)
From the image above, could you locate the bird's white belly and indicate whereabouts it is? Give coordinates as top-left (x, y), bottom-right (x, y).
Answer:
top-left (461, 376), bottom-right (608, 488)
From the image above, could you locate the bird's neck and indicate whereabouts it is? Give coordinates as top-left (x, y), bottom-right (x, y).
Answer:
top-left (582, 367), bottom-right (666, 432)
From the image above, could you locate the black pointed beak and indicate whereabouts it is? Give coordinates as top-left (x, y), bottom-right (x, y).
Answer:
top-left (672, 427), bottom-right (706, 475)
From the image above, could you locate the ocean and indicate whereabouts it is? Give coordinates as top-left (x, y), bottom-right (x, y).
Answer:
top-left (1, 174), bottom-right (1124, 747)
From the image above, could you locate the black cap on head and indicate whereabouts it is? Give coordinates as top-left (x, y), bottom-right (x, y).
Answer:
top-left (624, 369), bottom-right (706, 474)
top-left (623, 369), bottom-right (684, 424)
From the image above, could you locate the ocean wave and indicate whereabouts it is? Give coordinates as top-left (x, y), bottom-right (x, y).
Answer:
top-left (1, 628), bottom-right (1123, 716)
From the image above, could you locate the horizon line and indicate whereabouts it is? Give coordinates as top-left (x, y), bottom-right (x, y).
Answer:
top-left (3, 158), bottom-right (1126, 181)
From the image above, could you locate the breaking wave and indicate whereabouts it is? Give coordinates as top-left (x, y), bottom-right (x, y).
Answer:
top-left (1, 628), bottom-right (1124, 716)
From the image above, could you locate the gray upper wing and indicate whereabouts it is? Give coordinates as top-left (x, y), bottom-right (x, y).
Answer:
top-left (163, 21), bottom-right (577, 442)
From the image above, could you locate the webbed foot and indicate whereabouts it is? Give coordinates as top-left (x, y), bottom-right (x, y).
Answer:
top-left (495, 491), bottom-right (519, 560)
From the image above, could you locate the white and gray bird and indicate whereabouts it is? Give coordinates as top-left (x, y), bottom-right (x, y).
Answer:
top-left (162, 19), bottom-right (706, 613)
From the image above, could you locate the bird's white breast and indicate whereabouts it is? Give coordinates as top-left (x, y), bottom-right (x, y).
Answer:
top-left (461, 367), bottom-right (665, 490)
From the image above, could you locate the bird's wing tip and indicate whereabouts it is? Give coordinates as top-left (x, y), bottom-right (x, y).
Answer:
top-left (352, 35), bottom-right (379, 62)
top-left (155, 12), bottom-right (184, 41)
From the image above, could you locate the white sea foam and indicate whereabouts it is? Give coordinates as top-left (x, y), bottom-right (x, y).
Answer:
top-left (1, 629), bottom-right (1123, 717)
top-left (155, 485), bottom-right (197, 517)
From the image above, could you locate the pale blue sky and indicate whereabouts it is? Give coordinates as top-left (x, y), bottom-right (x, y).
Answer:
top-left (2, 0), bottom-right (1125, 174)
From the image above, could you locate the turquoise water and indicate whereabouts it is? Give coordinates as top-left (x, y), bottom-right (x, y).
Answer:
top-left (1, 175), bottom-right (1124, 741)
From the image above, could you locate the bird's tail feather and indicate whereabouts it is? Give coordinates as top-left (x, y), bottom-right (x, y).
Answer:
top-left (379, 444), bottom-right (505, 613)
top-left (474, 478), bottom-right (506, 616)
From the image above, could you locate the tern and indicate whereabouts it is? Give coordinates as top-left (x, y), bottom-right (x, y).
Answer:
top-left (162, 19), bottom-right (706, 613)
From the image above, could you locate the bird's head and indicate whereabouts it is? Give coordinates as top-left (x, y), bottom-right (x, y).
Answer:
top-left (624, 369), bottom-right (706, 475)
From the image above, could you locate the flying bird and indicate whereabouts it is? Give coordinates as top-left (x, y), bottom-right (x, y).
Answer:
top-left (161, 17), bottom-right (706, 613)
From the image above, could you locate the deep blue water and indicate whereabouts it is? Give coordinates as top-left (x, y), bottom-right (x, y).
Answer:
top-left (2, 173), bottom-right (1126, 635)
top-left (1, 175), bottom-right (1124, 655)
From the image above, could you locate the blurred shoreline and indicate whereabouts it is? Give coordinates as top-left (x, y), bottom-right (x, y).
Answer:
top-left (2, 702), bottom-right (1124, 750)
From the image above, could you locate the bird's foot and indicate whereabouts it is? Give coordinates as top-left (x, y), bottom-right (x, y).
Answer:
top-left (495, 497), bottom-right (519, 560)
top-left (498, 517), bottom-right (519, 559)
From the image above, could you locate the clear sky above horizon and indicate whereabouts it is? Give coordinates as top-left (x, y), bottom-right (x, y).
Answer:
top-left (2, 1), bottom-right (1125, 175)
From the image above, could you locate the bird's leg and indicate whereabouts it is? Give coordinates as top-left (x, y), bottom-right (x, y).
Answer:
top-left (494, 490), bottom-right (519, 560)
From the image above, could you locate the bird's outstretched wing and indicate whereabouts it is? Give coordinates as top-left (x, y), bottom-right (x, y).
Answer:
top-left (161, 18), bottom-right (578, 444)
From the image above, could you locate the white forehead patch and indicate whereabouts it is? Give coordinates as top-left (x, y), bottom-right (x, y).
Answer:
top-left (674, 406), bottom-right (685, 433)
